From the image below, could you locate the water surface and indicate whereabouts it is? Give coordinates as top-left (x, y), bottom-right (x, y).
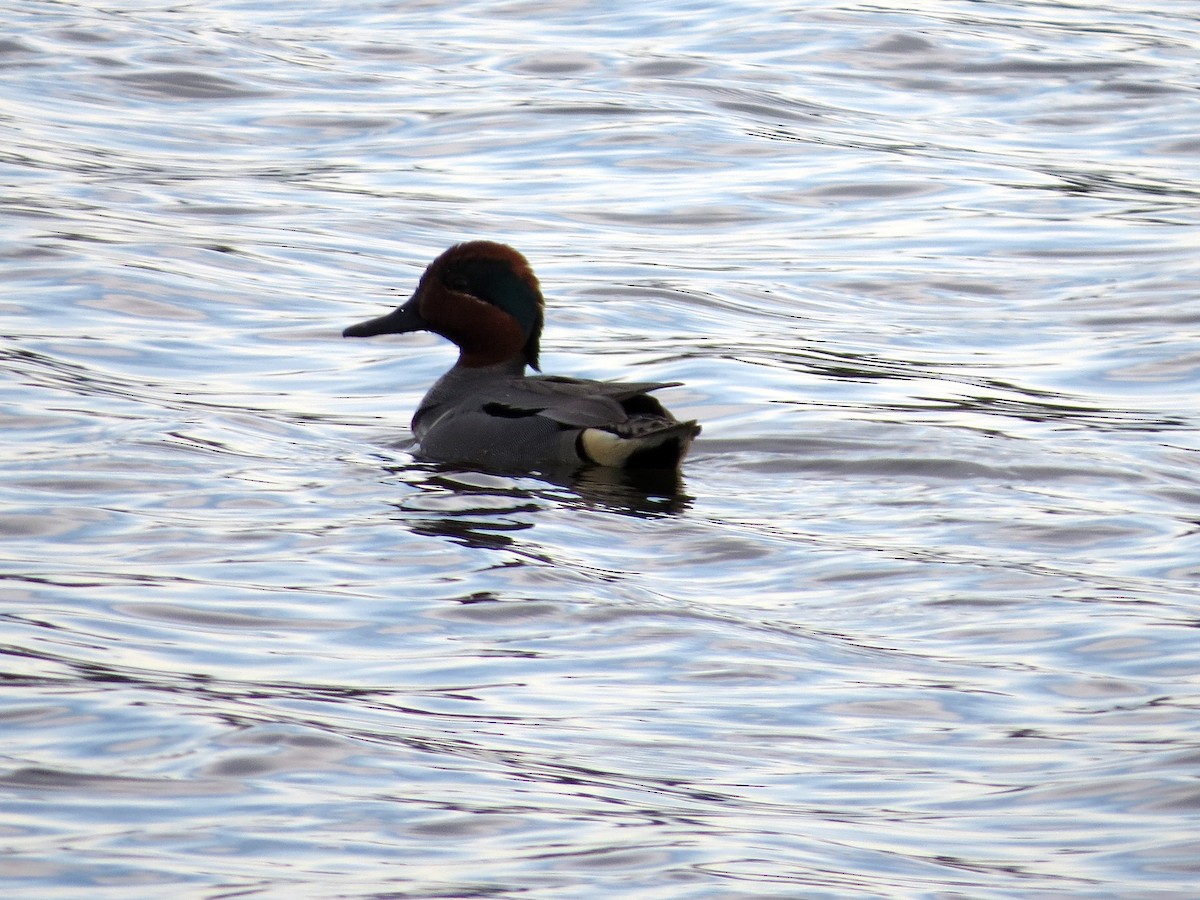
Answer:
top-left (3, 1), bottom-right (1200, 896)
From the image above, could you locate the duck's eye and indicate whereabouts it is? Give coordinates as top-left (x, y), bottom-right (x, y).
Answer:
top-left (445, 273), bottom-right (471, 293)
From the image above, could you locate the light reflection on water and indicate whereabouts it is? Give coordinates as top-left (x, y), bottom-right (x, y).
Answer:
top-left (3, 0), bottom-right (1200, 896)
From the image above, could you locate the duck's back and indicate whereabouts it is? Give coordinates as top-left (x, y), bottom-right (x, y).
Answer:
top-left (413, 369), bottom-right (698, 470)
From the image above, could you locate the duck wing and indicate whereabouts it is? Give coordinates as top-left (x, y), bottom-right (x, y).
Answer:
top-left (481, 376), bottom-right (682, 428)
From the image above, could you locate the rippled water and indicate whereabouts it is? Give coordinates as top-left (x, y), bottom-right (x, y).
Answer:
top-left (4, 1), bottom-right (1200, 896)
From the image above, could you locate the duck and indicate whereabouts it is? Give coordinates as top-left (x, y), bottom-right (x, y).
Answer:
top-left (342, 241), bottom-right (700, 473)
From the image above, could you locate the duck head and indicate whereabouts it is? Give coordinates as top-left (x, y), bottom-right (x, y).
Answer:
top-left (343, 241), bottom-right (544, 370)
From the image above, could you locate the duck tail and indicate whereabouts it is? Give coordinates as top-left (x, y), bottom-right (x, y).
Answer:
top-left (578, 418), bottom-right (701, 470)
